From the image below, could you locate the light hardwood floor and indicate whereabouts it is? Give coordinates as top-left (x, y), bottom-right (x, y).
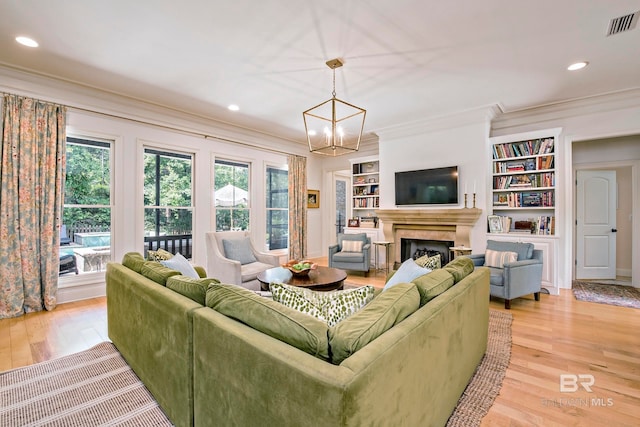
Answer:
top-left (1, 263), bottom-right (638, 426)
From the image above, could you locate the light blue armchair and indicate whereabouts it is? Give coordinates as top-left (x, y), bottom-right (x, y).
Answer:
top-left (467, 240), bottom-right (542, 309)
top-left (328, 233), bottom-right (371, 276)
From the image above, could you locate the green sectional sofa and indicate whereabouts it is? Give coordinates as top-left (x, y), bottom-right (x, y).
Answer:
top-left (106, 253), bottom-right (490, 427)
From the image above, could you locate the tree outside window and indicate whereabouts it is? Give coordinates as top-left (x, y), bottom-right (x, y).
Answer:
top-left (62, 137), bottom-right (113, 274)
top-left (266, 166), bottom-right (288, 250)
top-left (144, 149), bottom-right (193, 258)
top-left (214, 159), bottom-right (249, 231)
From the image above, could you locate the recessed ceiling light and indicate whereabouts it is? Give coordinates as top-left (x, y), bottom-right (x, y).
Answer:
top-left (16, 36), bottom-right (39, 48)
top-left (567, 61), bottom-right (588, 71)
top-left (228, 104), bottom-right (239, 111)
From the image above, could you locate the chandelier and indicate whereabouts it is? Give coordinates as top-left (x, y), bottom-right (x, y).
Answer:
top-left (303, 58), bottom-right (366, 156)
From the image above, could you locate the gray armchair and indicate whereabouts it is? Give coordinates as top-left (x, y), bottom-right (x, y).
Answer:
top-left (205, 231), bottom-right (280, 291)
top-left (467, 240), bottom-right (542, 309)
top-left (328, 233), bottom-right (371, 275)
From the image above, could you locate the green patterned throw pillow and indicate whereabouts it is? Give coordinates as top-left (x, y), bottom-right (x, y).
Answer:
top-left (414, 253), bottom-right (441, 270)
top-left (269, 284), bottom-right (326, 321)
top-left (270, 283), bottom-right (375, 327)
top-left (147, 248), bottom-right (174, 262)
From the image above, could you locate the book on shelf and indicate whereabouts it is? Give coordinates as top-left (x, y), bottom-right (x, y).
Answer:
top-left (535, 215), bottom-right (555, 235)
top-left (492, 137), bottom-right (555, 160)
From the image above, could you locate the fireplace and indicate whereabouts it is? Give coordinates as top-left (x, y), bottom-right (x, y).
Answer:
top-left (401, 238), bottom-right (455, 265)
top-left (376, 208), bottom-right (482, 267)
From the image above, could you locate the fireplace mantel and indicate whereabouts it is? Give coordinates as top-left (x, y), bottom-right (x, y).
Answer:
top-left (376, 208), bottom-right (482, 264)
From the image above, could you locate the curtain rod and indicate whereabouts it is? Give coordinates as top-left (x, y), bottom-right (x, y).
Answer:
top-left (2, 90), bottom-right (303, 158)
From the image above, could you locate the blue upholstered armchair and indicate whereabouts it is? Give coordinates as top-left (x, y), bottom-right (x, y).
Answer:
top-left (328, 233), bottom-right (371, 275)
top-left (467, 240), bottom-right (542, 309)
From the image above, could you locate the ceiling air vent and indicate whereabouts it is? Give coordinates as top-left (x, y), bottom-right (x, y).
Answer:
top-left (607, 11), bottom-right (639, 36)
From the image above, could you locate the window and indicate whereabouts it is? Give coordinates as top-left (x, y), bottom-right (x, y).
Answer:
top-left (214, 159), bottom-right (249, 231)
top-left (144, 148), bottom-right (193, 258)
top-left (62, 137), bottom-right (113, 274)
top-left (266, 166), bottom-right (288, 250)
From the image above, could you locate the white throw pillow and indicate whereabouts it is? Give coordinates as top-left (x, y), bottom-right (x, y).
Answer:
top-left (341, 240), bottom-right (363, 252)
top-left (161, 252), bottom-right (199, 278)
top-left (484, 249), bottom-right (518, 268)
top-left (383, 258), bottom-right (431, 290)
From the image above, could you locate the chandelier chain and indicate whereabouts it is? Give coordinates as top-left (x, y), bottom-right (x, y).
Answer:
top-left (332, 68), bottom-right (336, 98)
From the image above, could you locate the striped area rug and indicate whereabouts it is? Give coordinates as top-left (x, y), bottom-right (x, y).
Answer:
top-left (0, 342), bottom-right (172, 426)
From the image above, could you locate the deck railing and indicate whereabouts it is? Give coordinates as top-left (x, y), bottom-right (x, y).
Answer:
top-left (144, 234), bottom-right (193, 259)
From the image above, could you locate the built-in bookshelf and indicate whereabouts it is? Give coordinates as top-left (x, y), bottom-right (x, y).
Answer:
top-left (489, 130), bottom-right (559, 236)
top-left (351, 157), bottom-right (379, 228)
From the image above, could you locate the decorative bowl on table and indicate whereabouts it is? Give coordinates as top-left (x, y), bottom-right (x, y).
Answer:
top-left (282, 260), bottom-right (317, 276)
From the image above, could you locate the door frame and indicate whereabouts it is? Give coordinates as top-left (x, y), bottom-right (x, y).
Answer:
top-left (573, 160), bottom-right (638, 285)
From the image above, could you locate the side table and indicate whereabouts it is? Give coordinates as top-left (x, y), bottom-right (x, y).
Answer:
top-left (373, 241), bottom-right (393, 274)
top-left (449, 246), bottom-right (472, 261)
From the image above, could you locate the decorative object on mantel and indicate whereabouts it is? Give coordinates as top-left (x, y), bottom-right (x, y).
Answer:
top-left (463, 181), bottom-right (477, 209)
top-left (303, 58), bottom-right (366, 156)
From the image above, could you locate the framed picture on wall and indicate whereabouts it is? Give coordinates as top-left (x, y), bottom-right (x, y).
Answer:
top-left (307, 189), bottom-right (320, 208)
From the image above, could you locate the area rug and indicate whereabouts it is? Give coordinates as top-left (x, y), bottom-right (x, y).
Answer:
top-left (0, 342), bottom-right (172, 426)
top-left (572, 280), bottom-right (640, 309)
top-left (1, 311), bottom-right (512, 426)
top-left (447, 309), bottom-right (512, 427)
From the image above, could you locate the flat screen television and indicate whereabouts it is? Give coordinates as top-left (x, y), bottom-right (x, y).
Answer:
top-left (395, 166), bottom-right (459, 206)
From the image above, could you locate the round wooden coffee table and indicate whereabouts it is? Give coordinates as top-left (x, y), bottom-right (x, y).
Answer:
top-left (258, 266), bottom-right (347, 292)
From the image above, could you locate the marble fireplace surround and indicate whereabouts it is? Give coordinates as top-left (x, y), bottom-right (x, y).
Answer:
top-left (376, 208), bottom-right (482, 266)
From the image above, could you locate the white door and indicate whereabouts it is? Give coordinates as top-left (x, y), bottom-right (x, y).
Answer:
top-left (576, 170), bottom-right (617, 279)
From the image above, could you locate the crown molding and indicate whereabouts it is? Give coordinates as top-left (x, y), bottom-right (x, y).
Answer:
top-left (374, 104), bottom-right (501, 140)
top-left (492, 88), bottom-right (640, 132)
top-left (0, 64), bottom-right (309, 156)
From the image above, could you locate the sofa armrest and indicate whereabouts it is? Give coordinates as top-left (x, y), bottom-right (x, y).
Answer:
top-left (362, 244), bottom-right (371, 269)
top-left (503, 260), bottom-right (543, 299)
top-left (254, 252), bottom-right (280, 266)
top-left (467, 254), bottom-right (485, 267)
top-left (206, 233), bottom-right (243, 285)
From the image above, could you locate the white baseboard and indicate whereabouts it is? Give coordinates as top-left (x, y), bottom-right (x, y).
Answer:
top-left (616, 268), bottom-right (632, 278)
top-left (57, 280), bottom-right (106, 303)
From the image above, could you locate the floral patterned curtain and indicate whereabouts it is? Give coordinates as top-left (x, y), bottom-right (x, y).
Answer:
top-left (0, 95), bottom-right (66, 319)
top-left (287, 154), bottom-right (307, 260)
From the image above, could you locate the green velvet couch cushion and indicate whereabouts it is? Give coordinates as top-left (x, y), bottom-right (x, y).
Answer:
top-left (140, 261), bottom-right (181, 286)
top-left (206, 283), bottom-right (330, 360)
top-left (166, 275), bottom-right (221, 305)
top-left (122, 252), bottom-right (146, 274)
top-left (412, 269), bottom-right (456, 305)
top-left (442, 256), bottom-right (475, 283)
top-left (329, 282), bottom-right (420, 365)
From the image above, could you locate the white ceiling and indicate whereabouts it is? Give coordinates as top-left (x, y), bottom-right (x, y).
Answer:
top-left (1, 1), bottom-right (639, 143)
